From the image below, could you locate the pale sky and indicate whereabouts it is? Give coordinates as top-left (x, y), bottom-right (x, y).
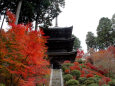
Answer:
top-left (52, 0), bottom-right (115, 52)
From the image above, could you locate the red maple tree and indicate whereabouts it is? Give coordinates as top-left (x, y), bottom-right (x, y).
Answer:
top-left (0, 10), bottom-right (50, 86)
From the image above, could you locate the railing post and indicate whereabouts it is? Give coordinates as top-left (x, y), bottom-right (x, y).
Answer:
top-left (49, 64), bottom-right (53, 86)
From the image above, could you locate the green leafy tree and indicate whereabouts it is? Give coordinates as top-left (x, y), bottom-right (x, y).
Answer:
top-left (111, 13), bottom-right (115, 29)
top-left (86, 32), bottom-right (97, 50)
top-left (96, 17), bottom-right (113, 49)
top-left (0, 0), bottom-right (65, 30)
top-left (111, 13), bottom-right (115, 45)
top-left (72, 34), bottom-right (81, 50)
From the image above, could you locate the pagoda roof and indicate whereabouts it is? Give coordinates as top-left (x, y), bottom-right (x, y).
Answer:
top-left (41, 26), bottom-right (73, 39)
top-left (47, 50), bottom-right (77, 56)
top-left (47, 37), bottom-right (75, 41)
top-left (48, 26), bottom-right (73, 29)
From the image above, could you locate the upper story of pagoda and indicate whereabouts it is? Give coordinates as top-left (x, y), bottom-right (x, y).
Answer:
top-left (41, 26), bottom-right (75, 52)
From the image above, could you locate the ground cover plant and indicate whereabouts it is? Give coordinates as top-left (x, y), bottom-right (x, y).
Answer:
top-left (62, 49), bottom-right (115, 86)
top-left (0, 10), bottom-right (50, 86)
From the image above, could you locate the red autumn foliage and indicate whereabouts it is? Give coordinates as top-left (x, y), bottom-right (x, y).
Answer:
top-left (86, 63), bottom-right (108, 75)
top-left (65, 69), bottom-right (70, 74)
top-left (0, 10), bottom-right (50, 86)
top-left (76, 49), bottom-right (84, 58)
top-left (82, 68), bottom-right (105, 77)
top-left (102, 77), bottom-right (111, 83)
top-left (21, 78), bottom-right (35, 86)
top-left (86, 73), bottom-right (94, 78)
top-left (70, 65), bottom-right (80, 71)
top-left (86, 63), bottom-right (98, 71)
top-left (74, 62), bottom-right (79, 66)
top-left (70, 66), bottom-right (75, 71)
top-left (99, 79), bottom-right (106, 86)
top-left (107, 46), bottom-right (115, 56)
top-left (64, 60), bottom-right (71, 63)
top-left (75, 66), bottom-right (81, 70)
top-left (63, 60), bottom-right (112, 86)
top-left (87, 46), bottom-right (115, 76)
top-left (80, 74), bottom-right (85, 77)
top-left (99, 77), bottom-right (111, 86)
top-left (80, 70), bottom-right (85, 74)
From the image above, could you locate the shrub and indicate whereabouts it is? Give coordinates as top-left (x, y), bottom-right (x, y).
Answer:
top-left (0, 84), bottom-right (5, 86)
top-left (62, 65), bottom-right (68, 72)
top-left (66, 79), bottom-right (79, 86)
top-left (89, 48), bottom-right (115, 76)
top-left (80, 85), bottom-right (86, 86)
top-left (78, 59), bottom-right (84, 64)
top-left (71, 70), bottom-right (81, 79)
top-left (102, 84), bottom-right (110, 86)
top-left (111, 75), bottom-right (115, 79)
top-left (102, 77), bottom-right (111, 83)
top-left (86, 74), bottom-right (94, 78)
top-left (108, 80), bottom-right (115, 86)
top-left (87, 83), bottom-right (99, 86)
top-left (80, 64), bottom-right (86, 68)
top-left (64, 74), bottom-right (73, 82)
top-left (64, 60), bottom-right (71, 63)
top-left (87, 77), bottom-right (98, 83)
top-left (65, 69), bottom-right (70, 74)
top-left (84, 79), bottom-right (95, 85)
top-left (63, 63), bottom-right (73, 67)
top-left (62, 63), bottom-right (73, 71)
top-left (79, 77), bottom-right (87, 84)
top-left (94, 75), bottom-right (101, 82)
top-left (74, 62), bottom-right (79, 66)
top-left (95, 75), bottom-right (101, 78)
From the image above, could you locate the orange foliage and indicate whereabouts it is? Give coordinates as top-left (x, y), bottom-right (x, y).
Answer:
top-left (0, 10), bottom-right (50, 86)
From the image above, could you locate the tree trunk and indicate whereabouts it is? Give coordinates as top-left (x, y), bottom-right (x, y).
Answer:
top-left (0, 14), bottom-right (5, 29)
top-left (15, 0), bottom-right (23, 25)
top-left (35, 14), bottom-right (38, 31)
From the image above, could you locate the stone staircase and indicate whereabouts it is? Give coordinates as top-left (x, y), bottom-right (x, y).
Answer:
top-left (49, 69), bottom-right (63, 86)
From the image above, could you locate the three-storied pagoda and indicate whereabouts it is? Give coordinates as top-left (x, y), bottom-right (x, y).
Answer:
top-left (42, 26), bottom-right (77, 68)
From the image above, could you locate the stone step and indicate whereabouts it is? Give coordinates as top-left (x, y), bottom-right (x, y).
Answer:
top-left (49, 69), bottom-right (63, 86)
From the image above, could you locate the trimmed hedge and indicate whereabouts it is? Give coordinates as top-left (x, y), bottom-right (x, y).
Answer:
top-left (66, 79), bottom-right (79, 86)
top-left (64, 74), bottom-right (73, 82)
top-left (71, 70), bottom-right (81, 79)
top-left (108, 80), bottom-right (115, 86)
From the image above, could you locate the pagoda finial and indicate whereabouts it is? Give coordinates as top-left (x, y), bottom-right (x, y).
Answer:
top-left (55, 16), bottom-right (58, 27)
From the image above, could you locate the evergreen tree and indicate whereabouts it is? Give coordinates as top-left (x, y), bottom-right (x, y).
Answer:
top-left (96, 17), bottom-right (113, 49)
top-left (86, 32), bottom-right (97, 50)
top-left (72, 34), bottom-right (81, 50)
top-left (111, 13), bottom-right (115, 45)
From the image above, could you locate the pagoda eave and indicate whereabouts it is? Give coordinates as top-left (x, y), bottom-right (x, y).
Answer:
top-left (47, 51), bottom-right (77, 56)
top-left (47, 37), bottom-right (75, 41)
